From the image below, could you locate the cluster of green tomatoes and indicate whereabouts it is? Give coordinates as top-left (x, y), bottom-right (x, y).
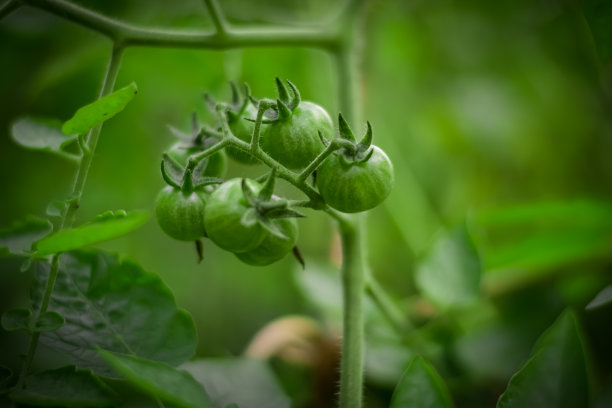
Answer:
top-left (155, 79), bottom-right (394, 266)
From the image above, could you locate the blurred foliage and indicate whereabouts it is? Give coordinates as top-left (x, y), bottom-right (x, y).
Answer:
top-left (1, 0), bottom-right (612, 407)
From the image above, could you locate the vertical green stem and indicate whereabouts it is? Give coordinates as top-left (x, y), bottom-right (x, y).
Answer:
top-left (335, 213), bottom-right (365, 408)
top-left (15, 44), bottom-right (123, 389)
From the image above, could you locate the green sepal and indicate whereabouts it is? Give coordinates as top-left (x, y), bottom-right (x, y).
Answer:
top-left (203, 93), bottom-right (217, 113)
top-left (276, 99), bottom-right (292, 121)
top-left (292, 246), bottom-right (305, 269)
top-left (167, 124), bottom-right (192, 142)
top-left (275, 77), bottom-right (290, 104)
top-left (258, 217), bottom-right (288, 240)
top-left (181, 168), bottom-right (194, 193)
top-left (241, 178), bottom-right (259, 208)
top-left (265, 207), bottom-right (305, 219)
top-left (338, 113), bottom-right (356, 142)
top-left (1, 308), bottom-right (32, 332)
top-left (318, 130), bottom-right (330, 147)
top-left (357, 147), bottom-right (374, 164)
top-left (230, 81), bottom-right (240, 105)
top-left (285, 80), bottom-right (301, 110)
top-left (190, 112), bottom-right (200, 139)
top-left (240, 208), bottom-right (258, 228)
top-left (161, 154), bottom-right (183, 188)
top-left (258, 169), bottom-right (277, 201)
top-left (358, 121), bottom-right (373, 149)
top-left (193, 174), bottom-right (224, 190)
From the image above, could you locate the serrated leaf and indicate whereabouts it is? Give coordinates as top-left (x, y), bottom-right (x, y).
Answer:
top-left (415, 225), bottom-right (481, 310)
top-left (30, 250), bottom-right (197, 377)
top-left (0, 216), bottom-right (53, 257)
top-left (62, 82), bottom-right (138, 135)
top-left (11, 117), bottom-right (79, 161)
top-left (586, 285), bottom-right (612, 310)
top-left (390, 356), bottom-right (454, 408)
top-left (182, 358), bottom-right (290, 408)
top-left (99, 351), bottom-right (213, 408)
top-left (32, 311), bottom-right (65, 332)
top-left (35, 210), bottom-right (149, 256)
top-left (496, 310), bottom-right (590, 408)
top-left (1, 308), bottom-right (31, 332)
top-left (584, 0), bottom-right (612, 62)
top-left (9, 365), bottom-right (116, 407)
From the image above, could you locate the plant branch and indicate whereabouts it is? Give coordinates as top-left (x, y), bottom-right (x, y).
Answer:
top-left (365, 275), bottom-right (410, 333)
top-left (202, 0), bottom-right (227, 36)
top-left (15, 44), bottom-right (123, 389)
top-left (22, 0), bottom-right (340, 50)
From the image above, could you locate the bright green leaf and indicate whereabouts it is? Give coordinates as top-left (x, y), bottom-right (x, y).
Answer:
top-left (586, 285), bottom-right (612, 310)
top-left (11, 117), bottom-right (79, 161)
top-left (584, 0), bottom-right (612, 62)
top-left (62, 82), bottom-right (138, 135)
top-left (0, 216), bottom-right (52, 257)
top-left (99, 351), bottom-right (213, 408)
top-left (9, 365), bottom-right (116, 407)
top-left (415, 225), bottom-right (481, 309)
top-left (496, 310), bottom-right (590, 408)
top-left (1, 308), bottom-right (31, 332)
top-left (32, 311), bottom-right (65, 332)
top-left (47, 200), bottom-right (68, 218)
top-left (390, 356), bottom-right (454, 408)
top-left (35, 210), bottom-right (149, 256)
top-left (182, 358), bottom-right (291, 408)
top-left (30, 250), bottom-right (197, 377)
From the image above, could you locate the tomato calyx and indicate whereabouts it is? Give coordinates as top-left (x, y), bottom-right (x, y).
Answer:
top-left (239, 170), bottom-right (304, 240)
top-left (205, 82), bottom-right (254, 126)
top-left (160, 153), bottom-right (223, 193)
top-left (323, 114), bottom-right (375, 167)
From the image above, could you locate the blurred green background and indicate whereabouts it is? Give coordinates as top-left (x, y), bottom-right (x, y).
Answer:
top-left (1, 0), bottom-right (612, 406)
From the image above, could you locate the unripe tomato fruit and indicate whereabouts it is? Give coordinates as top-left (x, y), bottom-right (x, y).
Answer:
top-left (316, 146), bottom-right (394, 213)
top-left (261, 101), bottom-right (334, 170)
top-left (204, 178), bottom-right (265, 253)
top-left (227, 103), bottom-right (259, 164)
top-left (236, 217), bottom-right (298, 266)
top-left (155, 186), bottom-right (207, 241)
top-left (166, 142), bottom-right (226, 178)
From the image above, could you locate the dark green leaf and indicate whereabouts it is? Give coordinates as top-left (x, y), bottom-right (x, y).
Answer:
top-left (584, 0), bottom-right (612, 62)
top-left (182, 358), bottom-right (291, 408)
top-left (0, 216), bottom-right (53, 257)
top-left (99, 351), bottom-right (213, 408)
top-left (586, 285), bottom-right (612, 310)
top-left (1, 308), bottom-right (31, 332)
top-left (415, 225), bottom-right (481, 309)
top-left (32, 311), bottom-right (65, 332)
top-left (62, 82), bottom-right (138, 135)
top-left (11, 117), bottom-right (79, 161)
top-left (30, 250), bottom-right (197, 377)
top-left (390, 356), bottom-right (454, 408)
top-left (9, 365), bottom-right (116, 407)
top-left (496, 310), bottom-right (590, 408)
top-left (35, 210), bottom-right (149, 256)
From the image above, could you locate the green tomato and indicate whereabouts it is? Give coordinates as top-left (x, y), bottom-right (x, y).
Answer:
top-left (155, 186), bottom-right (207, 241)
top-left (204, 178), bottom-right (266, 253)
top-left (166, 141), bottom-right (226, 178)
top-left (226, 103), bottom-right (259, 165)
top-left (236, 217), bottom-right (298, 266)
top-left (316, 146), bottom-right (394, 213)
top-left (261, 101), bottom-right (334, 170)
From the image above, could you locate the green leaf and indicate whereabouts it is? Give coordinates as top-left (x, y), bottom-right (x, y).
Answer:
top-left (415, 225), bottom-right (481, 310)
top-left (9, 365), bottom-right (116, 407)
top-left (390, 356), bottom-right (454, 408)
top-left (496, 310), bottom-right (590, 408)
top-left (586, 285), bottom-right (612, 310)
top-left (35, 210), bottom-right (149, 256)
top-left (0, 216), bottom-right (53, 257)
top-left (584, 0), bottom-right (612, 62)
top-left (1, 308), bottom-right (31, 332)
top-left (11, 116), bottom-right (79, 161)
top-left (182, 358), bottom-right (291, 408)
top-left (30, 250), bottom-right (197, 377)
top-left (32, 311), bottom-right (65, 332)
top-left (62, 82), bottom-right (138, 135)
top-left (99, 351), bottom-right (213, 408)
top-left (46, 200), bottom-right (68, 218)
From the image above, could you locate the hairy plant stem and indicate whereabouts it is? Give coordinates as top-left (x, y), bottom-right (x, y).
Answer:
top-left (15, 44), bottom-right (123, 389)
